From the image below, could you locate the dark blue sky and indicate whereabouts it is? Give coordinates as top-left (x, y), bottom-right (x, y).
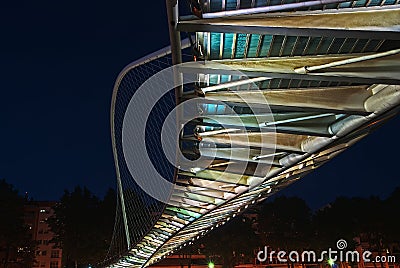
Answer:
top-left (0, 1), bottom-right (399, 209)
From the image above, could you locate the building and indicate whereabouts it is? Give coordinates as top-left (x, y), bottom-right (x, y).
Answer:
top-left (24, 201), bottom-right (62, 268)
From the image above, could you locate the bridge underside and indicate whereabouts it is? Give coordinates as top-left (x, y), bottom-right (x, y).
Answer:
top-left (107, 1), bottom-right (400, 267)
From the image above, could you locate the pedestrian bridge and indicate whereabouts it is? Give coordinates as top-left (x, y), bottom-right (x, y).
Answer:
top-left (104, 0), bottom-right (400, 267)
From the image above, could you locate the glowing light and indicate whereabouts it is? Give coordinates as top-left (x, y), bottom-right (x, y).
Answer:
top-left (208, 262), bottom-right (215, 268)
top-left (190, 167), bottom-right (202, 173)
top-left (327, 259), bottom-right (335, 267)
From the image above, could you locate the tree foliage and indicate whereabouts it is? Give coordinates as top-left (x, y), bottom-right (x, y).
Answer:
top-left (0, 179), bottom-right (36, 268)
top-left (258, 196), bottom-right (312, 250)
top-left (47, 186), bottom-right (116, 268)
top-left (197, 215), bottom-right (260, 268)
top-left (196, 189), bottom-right (400, 267)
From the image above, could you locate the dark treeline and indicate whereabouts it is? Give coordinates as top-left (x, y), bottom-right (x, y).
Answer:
top-left (191, 189), bottom-right (400, 267)
top-left (47, 186), bottom-right (116, 268)
top-left (0, 179), bottom-right (116, 268)
top-left (2, 178), bottom-right (400, 268)
top-left (0, 179), bottom-right (36, 268)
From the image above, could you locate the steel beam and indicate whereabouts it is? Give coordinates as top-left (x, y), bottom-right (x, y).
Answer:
top-left (178, 6), bottom-right (400, 40)
top-left (204, 85), bottom-right (372, 112)
top-left (178, 53), bottom-right (400, 84)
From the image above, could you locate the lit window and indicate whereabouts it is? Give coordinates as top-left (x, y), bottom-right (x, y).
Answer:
top-left (51, 250), bottom-right (60, 258)
top-left (40, 209), bottom-right (46, 213)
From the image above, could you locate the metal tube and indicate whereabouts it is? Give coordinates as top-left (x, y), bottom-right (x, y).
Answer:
top-left (167, 2), bottom-right (186, 112)
top-left (116, 171), bottom-right (131, 250)
top-left (166, 1), bottom-right (184, 141)
top-left (261, 113), bottom-right (336, 126)
top-left (166, 0), bottom-right (183, 66)
top-left (202, 0), bottom-right (349, 18)
top-left (166, 0), bottom-right (184, 102)
top-left (201, 76), bottom-right (270, 93)
top-left (295, 48), bottom-right (400, 74)
top-left (165, 2), bottom-right (187, 234)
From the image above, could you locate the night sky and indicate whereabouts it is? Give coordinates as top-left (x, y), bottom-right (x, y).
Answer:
top-left (1, 1), bottom-right (399, 209)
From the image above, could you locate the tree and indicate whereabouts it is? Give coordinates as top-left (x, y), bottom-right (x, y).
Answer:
top-left (48, 186), bottom-right (116, 268)
top-left (384, 187), bottom-right (400, 243)
top-left (0, 179), bottom-right (36, 268)
top-left (258, 196), bottom-right (312, 250)
top-left (97, 188), bottom-right (117, 258)
top-left (199, 215), bottom-right (260, 268)
top-left (312, 196), bottom-right (385, 251)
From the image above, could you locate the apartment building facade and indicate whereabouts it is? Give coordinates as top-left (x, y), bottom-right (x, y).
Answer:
top-left (24, 201), bottom-right (62, 268)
